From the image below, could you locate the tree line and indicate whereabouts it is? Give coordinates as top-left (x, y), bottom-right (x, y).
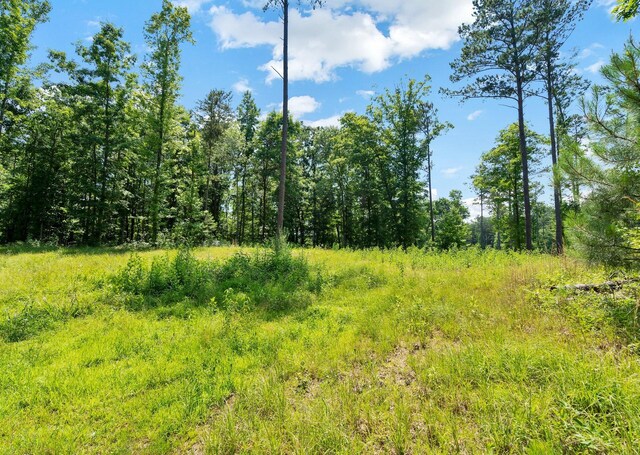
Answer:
top-left (462, 0), bottom-right (640, 265)
top-left (0, 0), bottom-right (638, 263)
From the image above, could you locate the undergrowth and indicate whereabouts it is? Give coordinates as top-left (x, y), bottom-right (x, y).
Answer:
top-left (113, 247), bottom-right (324, 314)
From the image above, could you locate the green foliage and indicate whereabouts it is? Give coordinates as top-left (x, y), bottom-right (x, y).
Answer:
top-left (142, 0), bottom-right (194, 245)
top-left (472, 123), bottom-right (548, 250)
top-left (434, 190), bottom-right (470, 249)
top-left (114, 247), bottom-right (321, 312)
top-left (563, 37), bottom-right (640, 266)
top-left (448, 0), bottom-right (547, 250)
top-left (613, 0), bottom-right (639, 20)
top-left (0, 0), bottom-right (50, 130)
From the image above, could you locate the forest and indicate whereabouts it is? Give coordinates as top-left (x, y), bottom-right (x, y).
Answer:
top-left (2, 0), bottom-right (640, 453)
top-left (0, 0), bottom-right (636, 266)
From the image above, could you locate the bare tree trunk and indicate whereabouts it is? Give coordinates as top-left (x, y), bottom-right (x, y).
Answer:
top-left (427, 144), bottom-right (435, 243)
top-left (276, 0), bottom-right (289, 238)
top-left (546, 70), bottom-right (564, 255)
top-left (480, 191), bottom-right (484, 248)
top-left (516, 77), bottom-right (533, 251)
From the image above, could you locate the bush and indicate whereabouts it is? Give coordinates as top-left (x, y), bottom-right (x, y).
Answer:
top-left (113, 247), bottom-right (324, 313)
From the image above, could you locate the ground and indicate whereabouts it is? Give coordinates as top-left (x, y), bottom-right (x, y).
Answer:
top-left (0, 246), bottom-right (639, 453)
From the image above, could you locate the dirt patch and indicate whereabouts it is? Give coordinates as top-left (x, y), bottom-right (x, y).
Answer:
top-left (378, 343), bottom-right (421, 387)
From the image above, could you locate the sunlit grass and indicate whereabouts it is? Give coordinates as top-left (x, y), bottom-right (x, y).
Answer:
top-left (0, 246), bottom-right (638, 453)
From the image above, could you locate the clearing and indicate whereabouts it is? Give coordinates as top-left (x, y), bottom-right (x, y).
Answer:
top-left (0, 246), bottom-right (639, 453)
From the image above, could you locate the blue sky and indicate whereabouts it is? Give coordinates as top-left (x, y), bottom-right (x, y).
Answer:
top-left (30, 0), bottom-right (637, 215)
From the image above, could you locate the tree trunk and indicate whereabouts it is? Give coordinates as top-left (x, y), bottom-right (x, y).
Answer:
top-left (545, 69), bottom-right (564, 255)
top-left (0, 79), bottom-right (9, 139)
top-left (427, 144), bottom-right (435, 243)
top-left (276, 0), bottom-right (289, 238)
top-left (480, 191), bottom-right (484, 248)
top-left (516, 78), bottom-right (533, 250)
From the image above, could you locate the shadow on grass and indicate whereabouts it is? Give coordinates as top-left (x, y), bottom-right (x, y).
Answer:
top-left (0, 244), bottom-right (153, 256)
top-left (0, 301), bottom-right (93, 343)
top-left (546, 281), bottom-right (640, 348)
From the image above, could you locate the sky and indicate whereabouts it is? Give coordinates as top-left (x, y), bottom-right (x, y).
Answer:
top-left (29, 0), bottom-right (638, 217)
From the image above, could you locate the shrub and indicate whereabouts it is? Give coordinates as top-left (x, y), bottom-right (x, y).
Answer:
top-left (113, 247), bottom-right (324, 313)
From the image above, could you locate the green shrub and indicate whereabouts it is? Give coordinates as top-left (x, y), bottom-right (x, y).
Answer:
top-left (112, 247), bottom-right (324, 313)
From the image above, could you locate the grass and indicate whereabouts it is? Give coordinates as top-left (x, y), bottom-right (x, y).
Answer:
top-left (0, 246), bottom-right (639, 453)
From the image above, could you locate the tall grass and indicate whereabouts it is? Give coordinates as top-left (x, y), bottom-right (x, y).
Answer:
top-left (0, 246), bottom-right (639, 453)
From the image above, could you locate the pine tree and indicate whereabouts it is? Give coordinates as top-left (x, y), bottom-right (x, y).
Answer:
top-left (447, 0), bottom-right (539, 250)
top-left (533, 0), bottom-right (591, 254)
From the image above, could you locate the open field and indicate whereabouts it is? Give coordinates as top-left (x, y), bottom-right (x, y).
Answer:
top-left (1, 246), bottom-right (639, 453)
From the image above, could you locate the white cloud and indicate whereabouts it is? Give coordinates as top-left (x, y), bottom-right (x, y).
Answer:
top-left (579, 42), bottom-right (604, 59)
top-left (208, 1), bottom-right (473, 83)
top-left (177, 0), bottom-right (211, 13)
top-left (356, 89), bottom-right (375, 98)
top-left (305, 114), bottom-right (343, 128)
top-left (464, 197), bottom-right (481, 220)
top-left (442, 167), bottom-right (462, 177)
top-left (210, 6), bottom-right (281, 49)
top-left (467, 110), bottom-right (483, 121)
top-left (585, 59), bottom-right (605, 74)
top-left (233, 78), bottom-right (252, 93)
top-left (287, 95), bottom-right (321, 118)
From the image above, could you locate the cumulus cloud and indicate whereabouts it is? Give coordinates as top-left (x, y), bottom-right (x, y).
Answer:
top-left (464, 197), bottom-right (481, 220)
top-left (287, 95), bottom-right (321, 118)
top-left (177, 0), bottom-right (212, 13)
top-left (305, 114), bottom-right (343, 128)
top-left (208, 1), bottom-right (473, 83)
top-left (467, 110), bottom-right (483, 121)
top-left (233, 78), bottom-right (253, 93)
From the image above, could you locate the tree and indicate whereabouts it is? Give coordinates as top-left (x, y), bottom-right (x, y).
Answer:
top-left (613, 0), bottom-right (639, 20)
top-left (472, 123), bottom-right (545, 250)
top-left (1, 85), bottom-right (74, 243)
top-left (236, 91), bottom-right (260, 244)
top-left (563, 37), bottom-right (640, 265)
top-left (335, 112), bottom-right (385, 247)
top-left (471, 163), bottom-right (492, 248)
top-left (434, 190), bottom-right (470, 250)
top-left (533, 0), bottom-right (591, 254)
top-left (49, 22), bottom-right (136, 243)
top-left (262, 0), bottom-right (324, 239)
top-left (0, 0), bottom-right (50, 139)
top-left (142, 0), bottom-right (194, 245)
top-left (447, 0), bottom-right (539, 250)
top-left (194, 89), bottom-right (234, 236)
top-left (303, 126), bottom-right (338, 246)
top-left (419, 102), bottom-right (452, 244)
top-left (371, 77), bottom-right (438, 248)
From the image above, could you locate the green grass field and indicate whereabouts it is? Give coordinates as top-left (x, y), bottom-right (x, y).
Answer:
top-left (1, 246), bottom-right (639, 454)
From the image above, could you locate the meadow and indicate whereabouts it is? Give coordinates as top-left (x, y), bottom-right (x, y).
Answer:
top-left (1, 245), bottom-right (639, 454)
